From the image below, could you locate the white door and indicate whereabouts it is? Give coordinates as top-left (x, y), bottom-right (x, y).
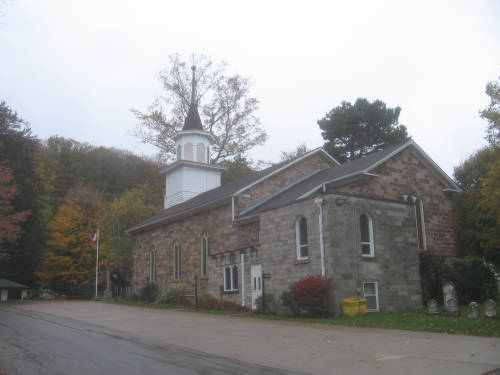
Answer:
top-left (251, 264), bottom-right (262, 310)
top-left (1, 289), bottom-right (8, 302)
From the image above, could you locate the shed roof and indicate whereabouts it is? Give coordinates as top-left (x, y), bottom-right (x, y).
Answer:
top-left (0, 278), bottom-right (29, 288)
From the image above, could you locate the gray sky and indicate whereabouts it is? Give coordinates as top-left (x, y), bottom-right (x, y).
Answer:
top-left (1, 0), bottom-right (499, 176)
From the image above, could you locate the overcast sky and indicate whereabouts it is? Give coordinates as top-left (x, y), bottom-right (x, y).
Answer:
top-left (1, 0), bottom-right (499, 176)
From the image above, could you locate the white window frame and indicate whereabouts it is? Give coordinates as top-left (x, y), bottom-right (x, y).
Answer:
top-left (363, 281), bottom-right (379, 312)
top-left (201, 233), bottom-right (209, 277)
top-left (223, 265), bottom-right (239, 291)
top-left (414, 197), bottom-right (427, 250)
top-left (295, 216), bottom-right (309, 260)
top-left (173, 241), bottom-right (181, 280)
top-left (149, 248), bottom-right (156, 284)
top-left (360, 213), bottom-right (375, 257)
top-left (196, 143), bottom-right (205, 163)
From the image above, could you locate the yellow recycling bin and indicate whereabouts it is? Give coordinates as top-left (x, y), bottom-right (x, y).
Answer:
top-left (342, 297), bottom-right (368, 317)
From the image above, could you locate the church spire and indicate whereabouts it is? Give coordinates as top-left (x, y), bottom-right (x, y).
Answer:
top-left (191, 65), bottom-right (196, 106)
top-left (182, 65), bottom-right (203, 131)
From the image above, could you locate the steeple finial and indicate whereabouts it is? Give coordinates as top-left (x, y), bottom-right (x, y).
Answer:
top-left (190, 65), bottom-right (196, 106)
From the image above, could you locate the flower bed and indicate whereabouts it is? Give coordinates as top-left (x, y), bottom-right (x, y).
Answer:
top-left (199, 299), bottom-right (249, 313)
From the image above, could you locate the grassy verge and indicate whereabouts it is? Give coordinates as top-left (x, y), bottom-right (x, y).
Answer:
top-left (106, 300), bottom-right (500, 337)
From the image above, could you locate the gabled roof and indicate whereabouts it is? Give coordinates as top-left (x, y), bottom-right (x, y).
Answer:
top-left (127, 148), bottom-right (338, 234)
top-left (239, 141), bottom-right (460, 218)
top-left (0, 278), bottom-right (29, 288)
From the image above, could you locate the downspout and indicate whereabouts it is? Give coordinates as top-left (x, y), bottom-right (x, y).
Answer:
top-left (241, 252), bottom-right (245, 306)
top-left (314, 196), bottom-right (326, 278)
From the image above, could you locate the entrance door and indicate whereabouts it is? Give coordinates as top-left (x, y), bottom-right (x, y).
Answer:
top-left (1, 289), bottom-right (8, 302)
top-left (251, 264), bottom-right (262, 310)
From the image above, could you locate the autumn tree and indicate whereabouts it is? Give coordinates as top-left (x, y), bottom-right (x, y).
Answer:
top-left (36, 186), bottom-right (111, 293)
top-left (480, 76), bottom-right (500, 147)
top-left (477, 157), bottom-right (500, 267)
top-left (317, 98), bottom-right (410, 162)
top-left (0, 102), bottom-right (42, 284)
top-left (132, 54), bottom-right (267, 162)
top-left (0, 156), bottom-right (30, 260)
top-left (106, 182), bottom-right (162, 281)
top-left (453, 147), bottom-right (500, 263)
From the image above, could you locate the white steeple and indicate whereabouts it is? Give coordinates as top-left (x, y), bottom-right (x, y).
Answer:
top-left (162, 65), bottom-right (224, 209)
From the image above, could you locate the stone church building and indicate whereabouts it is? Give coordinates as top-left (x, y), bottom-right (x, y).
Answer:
top-left (128, 68), bottom-right (460, 314)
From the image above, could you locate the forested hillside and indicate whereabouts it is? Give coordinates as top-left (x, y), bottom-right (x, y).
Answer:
top-left (0, 102), bottom-right (164, 291)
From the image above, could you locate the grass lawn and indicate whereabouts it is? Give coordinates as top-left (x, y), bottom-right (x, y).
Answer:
top-left (106, 300), bottom-right (500, 338)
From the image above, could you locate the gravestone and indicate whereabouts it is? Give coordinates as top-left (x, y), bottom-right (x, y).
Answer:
top-left (427, 299), bottom-right (439, 316)
top-left (484, 299), bottom-right (497, 319)
top-left (468, 302), bottom-right (478, 319)
top-left (443, 282), bottom-right (460, 316)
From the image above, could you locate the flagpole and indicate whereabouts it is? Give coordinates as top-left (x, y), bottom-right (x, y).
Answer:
top-left (95, 228), bottom-right (99, 298)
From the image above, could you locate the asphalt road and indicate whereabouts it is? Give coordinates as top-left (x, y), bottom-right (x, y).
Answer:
top-left (0, 304), bottom-right (304, 375)
top-left (1, 301), bottom-right (500, 375)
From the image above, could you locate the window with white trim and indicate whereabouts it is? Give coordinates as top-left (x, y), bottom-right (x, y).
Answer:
top-left (173, 241), bottom-right (181, 280)
top-left (224, 265), bottom-right (238, 291)
top-left (414, 198), bottom-right (427, 250)
top-left (296, 216), bottom-right (309, 259)
top-left (363, 281), bottom-right (379, 312)
top-left (360, 213), bottom-right (375, 257)
top-left (201, 233), bottom-right (209, 277)
top-left (149, 247), bottom-right (156, 284)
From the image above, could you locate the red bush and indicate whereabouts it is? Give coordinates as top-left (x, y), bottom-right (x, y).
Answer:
top-left (281, 275), bottom-right (330, 317)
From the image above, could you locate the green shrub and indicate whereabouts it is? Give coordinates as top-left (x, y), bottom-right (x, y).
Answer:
top-left (39, 292), bottom-right (55, 300)
top-left (255, 293), bottom-right (274, 313)
top-left (155, 283), bottom-right (183, 305)
top-left (139, 283), bottom-right (158, 303)
top-left (419, 252), bottom-right (498, 305)
top-left (453, 258), bottom-right (498, 304)
top-left (198, 293), bottom-right (216, 304)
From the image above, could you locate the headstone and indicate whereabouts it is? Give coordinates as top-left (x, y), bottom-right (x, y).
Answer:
top-left (443, 281), bottom-right (460, 316)
top-left (468, 301), bottom-right (478, 319)
top-left (484, 299), bottom-right (497, 319)
top-left (427, 299), bottom-right (439, 316)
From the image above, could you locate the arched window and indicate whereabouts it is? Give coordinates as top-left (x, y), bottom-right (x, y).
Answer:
top-left (149, 247), bottom-right (156, 284)
top-left (184, 142), bottom-right (193, 161)
top-left (296, 216), bottom-right (308, 259)
top-left (176, 144), bottom-right (182, 161)
top-left (415, 198), bottom-right (427, 250)
top-left (173, 241), bottom-right (181, 279)
top-left (224, 265), bottom-right (239, 291)
top-left (201, 233), bottom-right (209, 276)
top-left (197, 143), bottom-right (205, 163)
top-left (360, 213), bottom-right (375, 257)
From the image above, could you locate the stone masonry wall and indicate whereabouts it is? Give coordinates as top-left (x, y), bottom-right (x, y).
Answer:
top-left (238, 153), bottom-right (334, 212)
top-left (258, 194), bottom-right (422, 315)
top-left (132, 203), bottom-right (259, 296)
top-left (338, 148), bottom-right (456, 257)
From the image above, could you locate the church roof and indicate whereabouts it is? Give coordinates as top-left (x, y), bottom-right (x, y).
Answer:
top-left (238, 141), bottom-right (461, 218)
top-left (126, 148), bottom-right (336, 234)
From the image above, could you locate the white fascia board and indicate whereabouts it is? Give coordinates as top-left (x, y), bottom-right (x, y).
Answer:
top-left (160, 160), bottom-right (226, 174)
top-left (234, 148), bottom-right (337, 196)
top-left (173, 129), bottom-right (214, 142)
top-left (297, 171), bottom-right (365, 200)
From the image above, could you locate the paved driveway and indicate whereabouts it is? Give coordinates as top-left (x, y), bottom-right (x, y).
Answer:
top-left (4, 301), bottom-right (500, 375)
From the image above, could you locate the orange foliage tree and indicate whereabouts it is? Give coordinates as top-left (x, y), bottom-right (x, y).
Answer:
top-left (36, 186), bottom-right (110, 292)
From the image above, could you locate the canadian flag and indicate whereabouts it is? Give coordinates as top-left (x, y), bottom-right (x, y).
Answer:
top-left (92, 228), bottom-right (100, 243)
